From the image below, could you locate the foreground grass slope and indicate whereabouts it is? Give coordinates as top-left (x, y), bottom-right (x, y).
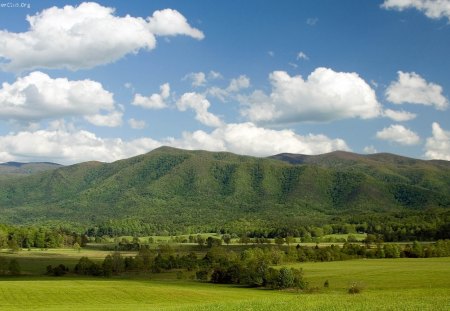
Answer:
top-left (0, 257), bottom-right (448, 311)
top-left (0, 147), bottom-right (449, 230)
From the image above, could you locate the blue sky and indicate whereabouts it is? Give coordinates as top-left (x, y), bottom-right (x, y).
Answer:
top-left (0, 0), bottom-right (449, 164)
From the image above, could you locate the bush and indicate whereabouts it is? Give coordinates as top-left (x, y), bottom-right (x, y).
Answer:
top-left (8, 259), bottom-right (21, 275)
top-left (196, 269), bottom-right (209, 281)
top-left (46, 264), bottom-right (68, 276)
top-left (348, 282), bottom-right (363, 294)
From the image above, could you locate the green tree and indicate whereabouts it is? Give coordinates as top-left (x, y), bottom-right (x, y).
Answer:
top-left (102, 255), bottom-right (113, 277)
top-left (73, 242), bottom-right (81, 253)
top-left (277, 267), bottom-right (294, 289)
top-left (275, 237), bottom-right (285, 246)
top-left (8, 259), bottom-right (21, 275)
top-left (196, 235), bottom-right (205, 247)
top-left (0, 256), bottom-right (7, 275)
top-left (222, 234), bottom-right (232, 245)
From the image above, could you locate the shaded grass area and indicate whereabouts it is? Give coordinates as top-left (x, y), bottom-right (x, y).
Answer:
top-left (0, 257), bottom-right (449, 310)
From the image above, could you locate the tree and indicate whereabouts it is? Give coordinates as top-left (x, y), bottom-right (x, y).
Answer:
top-left (73, 242), bottom-right (81, 253)
top-left (222, 234), bottom-right (231, 245)
top-left (277, 267), bottom-right (294, 289)
top-left (275, 237), bottom-right (285, 246)
top-left (102, 255), bottom-right (113, 277)
top-left (285, 236), bottom-right (295, 245)
top-left (8, 259), bottom-right (21, 275)
top-left (207, 237), bottom-right (222, 248)
top-left (7, 239), bottom-right (20, 253)
top-left (0, 256), bottom-right (7, 275)
top-left (196, 235), bottom-right (205, 247)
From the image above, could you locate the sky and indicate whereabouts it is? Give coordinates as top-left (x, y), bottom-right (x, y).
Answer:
top-left (0, 0), bottom-right (449, 164)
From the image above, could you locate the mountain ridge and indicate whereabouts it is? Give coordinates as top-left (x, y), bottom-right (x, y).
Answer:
top-left (0, 147), bottom-right (448, 232)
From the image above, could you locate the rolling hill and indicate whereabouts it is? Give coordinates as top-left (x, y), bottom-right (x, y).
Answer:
top-left (0, 162), bottom-right (62, 179)
top-left (0, 147), bottom-right (449, 232)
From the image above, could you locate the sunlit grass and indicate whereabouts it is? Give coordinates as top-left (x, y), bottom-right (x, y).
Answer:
top-left (0, 257), bottom-right (448, 310)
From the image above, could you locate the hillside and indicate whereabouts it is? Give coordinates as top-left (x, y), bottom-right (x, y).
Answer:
top-left (0, 162), bottom-right (63, 182)
top-left (0, 147), bottom-right (449, 232)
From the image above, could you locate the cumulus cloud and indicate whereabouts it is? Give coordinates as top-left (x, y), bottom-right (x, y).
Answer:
top-left (132, 83), bottom-right (170, 109)
top-left (376, 124), bottom-right (420, 145)
top-left (386, 71), bottom-right (448, 110)
top-left (170, 122), bottom-right (350, 156)
top-left (382, 0), bottom-right (450, 22)
top-left (241, 68), bottom-right (382, 124)
top-left (227, 75), bottom-right (250, 92)
top-left (363, 145), bottom-right (378, 154)
top-left (184, 72), bottom-right (207, 87)
top-left (0, 125), bottom-right (161, 164)
top-left (176, 92), bottom-right (223, 127)
top-left (0, 3), bottom-right (203, 72)
top-left (147, 8), bottom-right (204, 39)
top-left (128, 118), bottom-right (147, 129)
top-left (85, 111), bottom-right (123, 127)
top-left (0, 71), bottom-right (122, 126)
top-left (383, 109), bottom-right (417, 121)
top-left (0, 121), bottom-right (349, 164)
top-left (425, 122), bottom-right (450, 160)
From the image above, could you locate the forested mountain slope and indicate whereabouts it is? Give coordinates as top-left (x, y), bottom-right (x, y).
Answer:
top-left (0, 147), bottom-right (449, 232)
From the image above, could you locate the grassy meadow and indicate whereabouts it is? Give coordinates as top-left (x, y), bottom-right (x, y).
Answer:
top-left (0, 252), bottom-right (448, 311)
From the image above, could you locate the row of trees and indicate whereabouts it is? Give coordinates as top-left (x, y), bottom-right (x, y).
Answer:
top-left (0, 224), bottom-right (88, 250)
top-left (69, 246), bottom-right (306, 290)
top-left (0, 257), bottom-right (21, 275)
top-left (60, 239), bottom-right (450, 281)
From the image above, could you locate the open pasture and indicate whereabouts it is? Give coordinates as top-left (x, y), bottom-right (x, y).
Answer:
top-left (0, 257), bottom-right (448, 310)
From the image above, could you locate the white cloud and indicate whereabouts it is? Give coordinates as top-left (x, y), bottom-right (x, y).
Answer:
top-left (241, 68), bottom-right (382, 124)
top-left (376, 124), bottom-right (420, 145)
top-left (297, 51), bottom-right (309, 60)
top-left (0, 121), bottom-right (349, 164)
top-left (208, 71), bottom-right (223, 80)
top-left (171, 122), bottom-right (350, 156)
top-left (0, 3), bottom-right (203, 72)
top-left (425, 122), bottom-right (450, 160)
top-left (205, 75), bottom-right (251, 102)
top-left (85, 111), bottom-right (123, 127)
top-left (0, 125), bottom-right (161, 164)
top-left (363, 145), bottom-right (378, 154)
top-left (184, 72), bottom-right (207, 87)
top-left (147, 8), bottom-right (204, 39)
top-left (383, 109), bottom-right (417, 121)
top-left (268, 51), bottom-right (275, 57)
top-left (227, 75), bottom-right (250, 92)
top-left (132, 83), bottom-right (170, 109)
top-left (0, 71), bottom-right (122, 126)
top-left (386, 71), bottom-right (448, 110)
top-left (382, 0), bottom-right (450, 21)
top-left (128, 118), bottom-right (147, 129)
top-left (176, 92), bottom-right (223, 127)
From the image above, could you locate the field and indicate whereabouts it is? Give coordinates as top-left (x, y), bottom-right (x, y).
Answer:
top-left (0, 255), bottom-right (449, 310)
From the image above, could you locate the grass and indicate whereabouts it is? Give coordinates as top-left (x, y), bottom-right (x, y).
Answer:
top-left (0, 256), bottom-right (449, 310)
top-left (0, 248), bottom-right (136, 274)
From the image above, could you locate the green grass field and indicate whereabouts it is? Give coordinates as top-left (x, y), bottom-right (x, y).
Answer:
top-left (0, 257), bottom-right (448, 310)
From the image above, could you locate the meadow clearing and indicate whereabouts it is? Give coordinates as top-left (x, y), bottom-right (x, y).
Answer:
top-left (0, 249), bottom-right (448, 311)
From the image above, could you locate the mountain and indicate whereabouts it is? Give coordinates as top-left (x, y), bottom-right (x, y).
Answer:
top-left (0, 147), bottom-right (449, 232)
top-left (0, 162), bottom-right (62, 180)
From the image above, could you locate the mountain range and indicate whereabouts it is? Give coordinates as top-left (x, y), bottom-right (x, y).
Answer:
top-left (0, 146), bottom-right (449, 232)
